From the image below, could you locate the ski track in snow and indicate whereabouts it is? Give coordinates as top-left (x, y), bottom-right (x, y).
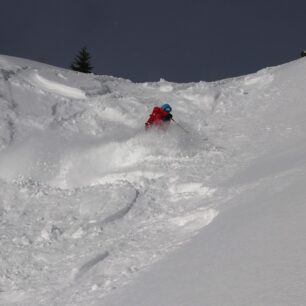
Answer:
top-left (73, 251), bottom-right (110, 281)
top-left (0, 54), bottom-right (293, 306)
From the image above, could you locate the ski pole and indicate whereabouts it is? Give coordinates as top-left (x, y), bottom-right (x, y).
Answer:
top-left (171, 118), bottom-right (189, 133)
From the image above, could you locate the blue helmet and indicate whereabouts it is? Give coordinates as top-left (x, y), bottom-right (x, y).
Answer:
top-left (161, 103), bottom-right (172, 113)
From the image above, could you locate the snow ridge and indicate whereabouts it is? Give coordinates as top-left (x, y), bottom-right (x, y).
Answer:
top-left (32, 72), bottom-right (87, 99)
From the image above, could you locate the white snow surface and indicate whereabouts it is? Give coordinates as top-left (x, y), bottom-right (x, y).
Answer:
top-left (0, 54), bottom-right (306, 305)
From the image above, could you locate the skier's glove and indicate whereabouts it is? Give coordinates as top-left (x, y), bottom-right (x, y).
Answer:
top-left (163, 113), bottom-right (173, 121)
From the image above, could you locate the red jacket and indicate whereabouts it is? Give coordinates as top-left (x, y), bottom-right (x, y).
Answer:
top-left (145, 107), bottom-right (172, 129)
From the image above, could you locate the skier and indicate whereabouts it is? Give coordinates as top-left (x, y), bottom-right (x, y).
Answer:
top-left (145, 103), bottom-right (173, 130)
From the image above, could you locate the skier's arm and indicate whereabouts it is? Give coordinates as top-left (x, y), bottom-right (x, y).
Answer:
top-left (145, 107), bottom-right (159, 128)
top-left (145, 114), bottom-right (155, 128)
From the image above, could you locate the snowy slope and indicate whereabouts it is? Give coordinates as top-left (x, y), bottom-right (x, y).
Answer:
top-left (103, 60), bottom-right (306, 305)
top-left (0, 54), bottom-right (306, 306)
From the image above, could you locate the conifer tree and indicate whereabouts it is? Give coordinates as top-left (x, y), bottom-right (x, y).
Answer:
top-left (71, 47), bottom-right (93, 73)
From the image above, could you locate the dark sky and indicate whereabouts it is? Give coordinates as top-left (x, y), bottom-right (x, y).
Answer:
top-left (0, 0), bottom-right (305, 82)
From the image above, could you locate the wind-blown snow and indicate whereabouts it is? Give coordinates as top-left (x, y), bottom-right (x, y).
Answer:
top-left (0, 54), bottom-right (306, 306)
